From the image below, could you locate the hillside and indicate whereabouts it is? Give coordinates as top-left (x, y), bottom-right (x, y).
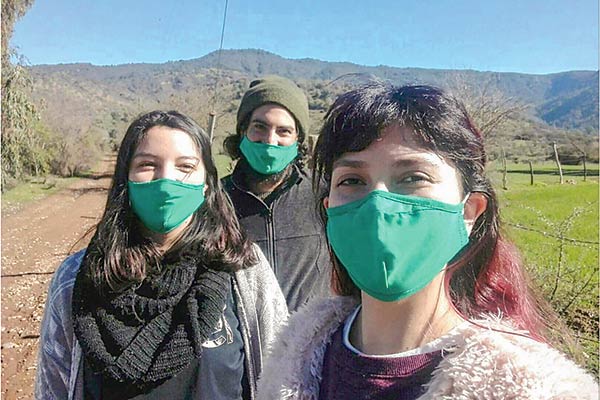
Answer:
top-left (26, 49), bottom-right (598, 166)
top-left (187, 49), bottom-right (599, 131)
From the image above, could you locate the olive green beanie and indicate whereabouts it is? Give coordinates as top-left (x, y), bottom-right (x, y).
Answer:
top-left (236, 76), bottom-right (309, 138)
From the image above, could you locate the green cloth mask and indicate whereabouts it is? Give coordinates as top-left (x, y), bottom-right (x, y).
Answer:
top-left (326, 190), bottom-right (470, 302)
top-left (239, 136), bottom-right (298, 175)
top-left (128, 178), bottom-right (206, 234)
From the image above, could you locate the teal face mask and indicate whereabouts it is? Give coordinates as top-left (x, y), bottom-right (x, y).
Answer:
top-left (239, 136), bottom-right (298, 175)
top-left (326, 190), bottom-right (470, 302)
top-left (128, 178), bottom-right (206, 234)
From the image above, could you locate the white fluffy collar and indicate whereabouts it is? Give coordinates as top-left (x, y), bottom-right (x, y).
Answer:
top-left (257, 296), bottom-right (598, 400)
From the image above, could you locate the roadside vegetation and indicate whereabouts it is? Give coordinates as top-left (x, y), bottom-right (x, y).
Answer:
top-left (1, 0), bottom-right (106, 192)
top-left (491, 162), bottom-right (599, 374)
top-left (1, 176), bottom-right (79, 215)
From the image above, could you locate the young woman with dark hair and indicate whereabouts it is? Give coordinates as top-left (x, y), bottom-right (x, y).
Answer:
top-left (257, 84), bottom-right (597, 399)
top-left (35, 110), bottom-right (287, 399)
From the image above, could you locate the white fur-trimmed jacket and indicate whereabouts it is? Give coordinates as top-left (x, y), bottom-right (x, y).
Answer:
top-left (257, 296), bottom-right (598, 400)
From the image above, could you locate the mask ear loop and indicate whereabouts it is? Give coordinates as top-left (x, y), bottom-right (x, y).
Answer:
top-left (440, 193), bottom-right (472, 276)
top-left (460, 193), bottom-right (471, 216)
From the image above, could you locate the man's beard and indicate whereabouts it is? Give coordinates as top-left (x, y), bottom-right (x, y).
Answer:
top-left (237, 156), bottom-right (292, 193)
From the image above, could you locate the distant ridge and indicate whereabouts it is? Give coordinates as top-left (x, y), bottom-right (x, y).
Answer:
top-left (31, 49), bottom-right (598, 132)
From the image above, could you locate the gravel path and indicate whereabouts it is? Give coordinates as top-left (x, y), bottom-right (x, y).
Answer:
top-left (1, 156), bottom-right (114, 399)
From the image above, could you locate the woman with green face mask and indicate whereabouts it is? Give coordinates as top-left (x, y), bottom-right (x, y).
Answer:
top-left (35, 111), bottom-right (287, 400)
top-left (257, 84), bottom-right (597, 399)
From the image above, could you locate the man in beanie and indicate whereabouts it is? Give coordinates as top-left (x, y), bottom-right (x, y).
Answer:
top-left (222, 76), bottom-right (331, 311)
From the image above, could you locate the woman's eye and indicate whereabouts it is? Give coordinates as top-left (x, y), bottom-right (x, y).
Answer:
top-left (179, 164), bottom-right (196, 172)
top-left (137, 161), bottom-right (154, 169)
top-left (400, 174), bottom-right (428, 184)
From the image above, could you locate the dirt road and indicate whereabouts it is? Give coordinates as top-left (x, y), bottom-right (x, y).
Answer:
top-left (1, 156), bottom-right (114, 399)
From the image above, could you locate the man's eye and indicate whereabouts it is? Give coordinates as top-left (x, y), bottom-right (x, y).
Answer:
top-left (278, 129), bottom-right (293, 136)
top-left (338, 177), bottom-right (364, 186)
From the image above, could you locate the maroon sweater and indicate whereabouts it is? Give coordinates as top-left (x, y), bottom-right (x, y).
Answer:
top-left (318, 325), bottom-right (443, 400)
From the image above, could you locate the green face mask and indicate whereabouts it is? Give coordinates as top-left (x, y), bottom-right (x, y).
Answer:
top-left (326, 190), bottom-right (470, 302)
top-left (239, 136), bottom-right (298, 175)
top-left (128, 178), bottom-right (206, 234)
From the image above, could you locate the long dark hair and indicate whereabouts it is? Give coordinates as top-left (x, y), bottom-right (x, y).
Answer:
top-left (86, 110), bottom-right (257, 291)
top-left (313, 83), bottom-right (564, 345)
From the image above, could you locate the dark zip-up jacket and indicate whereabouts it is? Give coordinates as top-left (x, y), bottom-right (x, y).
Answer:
top-left (222, 164), bottom-right (331, 312)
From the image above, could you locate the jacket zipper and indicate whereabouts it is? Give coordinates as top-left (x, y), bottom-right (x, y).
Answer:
top-left (266, 207), bottom-right (276, 275)
top-left (229, 177), bottom-right (282, 275)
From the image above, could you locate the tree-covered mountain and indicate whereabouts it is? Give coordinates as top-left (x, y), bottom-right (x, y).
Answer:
top-left (189, 49), bottom-right (598, 129)
top-left (30, 49), bottom-right (598, 132)
top-left (24, 49), bottom-right (598, 172)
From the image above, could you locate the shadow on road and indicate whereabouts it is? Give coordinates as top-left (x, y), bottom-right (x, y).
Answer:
top-left (1, 271), bottom-right (55, 278)
top-left (76, 172), bottom-right (114, 180)
top-left (69, 186), bottom-right (110, 197)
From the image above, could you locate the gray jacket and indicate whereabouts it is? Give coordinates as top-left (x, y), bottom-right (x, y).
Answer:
top-left (35, 245), bottom-right (288, 400)
top-left (222, 165), bottom-right (331, 312)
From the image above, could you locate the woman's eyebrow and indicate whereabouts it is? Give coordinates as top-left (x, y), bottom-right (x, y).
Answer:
top-left (131, 152), bottom-right (156, 159)
top-left (176, 155), bottom-right (200, 161)
top-left (332, 159), bottom-right (366, 169)
top-left (392, 156), bottom-right (443, 169)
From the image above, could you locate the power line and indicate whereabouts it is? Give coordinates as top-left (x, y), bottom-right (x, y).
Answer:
top-left (210, 0), bottom-right (229, 113)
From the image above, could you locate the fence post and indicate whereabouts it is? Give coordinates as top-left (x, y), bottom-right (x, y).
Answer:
top-left (529, 160), bottom-right (534, 185)
top-left (208, 112), bottom-right (216, 143)
top-left (501, 148), bottom-right (508, 190)
top-left (552, 142), bottom-right (564, 184)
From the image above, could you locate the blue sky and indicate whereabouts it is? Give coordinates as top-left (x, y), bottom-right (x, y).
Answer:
top-left (11, 0), bottom-right (599, 74)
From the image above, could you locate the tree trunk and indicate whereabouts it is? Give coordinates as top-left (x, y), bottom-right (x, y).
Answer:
top-left (582, 153), bottom-right (587, 182)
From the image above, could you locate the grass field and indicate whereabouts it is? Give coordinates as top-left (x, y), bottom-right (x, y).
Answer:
top-left (1, 176), bottom-right (79, 214)
top-left (490, 162), bottom-right (599, 373)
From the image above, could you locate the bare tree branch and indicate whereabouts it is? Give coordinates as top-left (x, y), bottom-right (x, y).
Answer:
top-left (447, 73), bottom-right (529, 138)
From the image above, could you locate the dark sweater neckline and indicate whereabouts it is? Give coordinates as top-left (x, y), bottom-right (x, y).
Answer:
top-left (336, 326), bottom-right (444, 377)
top-left (318, 325), bottom-right (444, 400)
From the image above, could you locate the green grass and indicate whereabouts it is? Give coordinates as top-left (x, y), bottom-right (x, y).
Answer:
top-left (491, 162), bottom-right (599, 373)
top-left (214, 154), bottom-right (234, 178)
top-left (2, 176), bottom-right (79, 213)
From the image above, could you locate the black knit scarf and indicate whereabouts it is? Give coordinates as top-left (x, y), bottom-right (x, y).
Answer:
top-left (72, 247), bottom-right (231, 393)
